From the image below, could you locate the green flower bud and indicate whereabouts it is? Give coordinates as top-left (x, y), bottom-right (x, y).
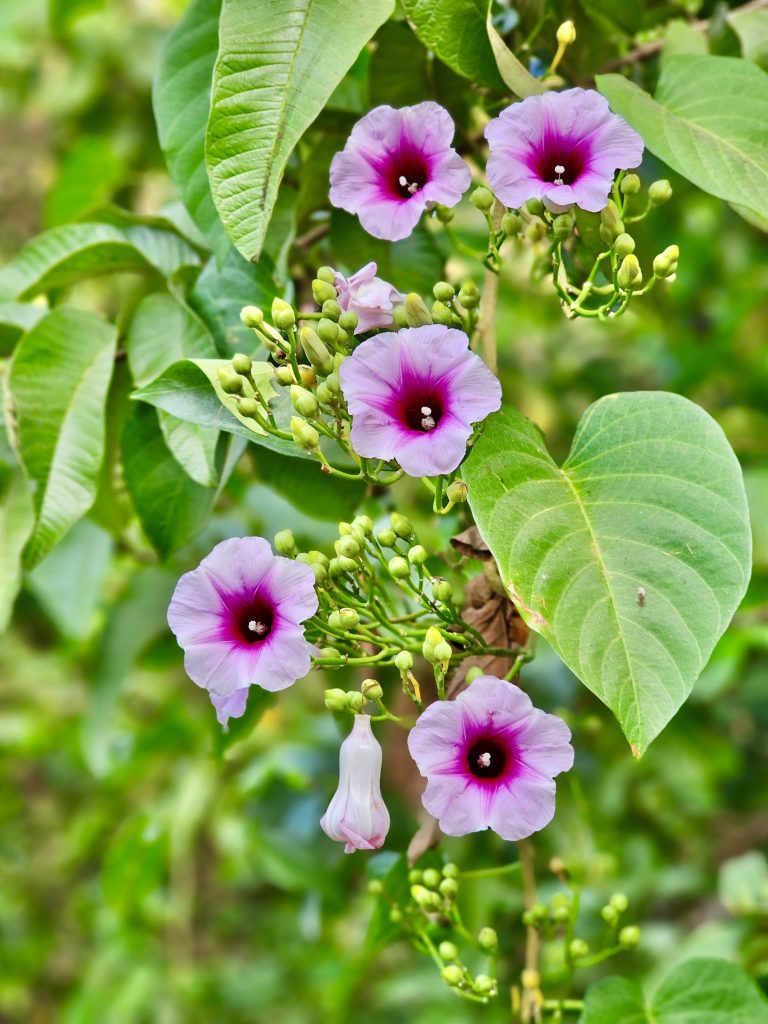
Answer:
top-left (394, 651), bottom-right (413, 673)
top-left (600, 200), bottom-right (624, 240)
top-left (653, 244), bottom-right (679, 278)
top-left (477, 926), bottom-right (498, 950)
top-left (290, 416), bottom-right (320, 453)
top-left (325, 372), bottom-right (342, 395)
top-left (338, 310), bottom-right (358, 332)
top-left (361, 678), bottom-right (383, 701)
top-left (557, 19), bottom-right (576, 45)
top-left (318, 317), bottom-right (340, 345)
top-left (390, 513), bottom-right (414, 540)
top-left (551, 893), bottom-right (569, 910)
top-left (275, 365), bottom-right (296, 386)
top-left (311, 562), bottom-right (327, 584)
top-left (424, 626), bottom-right (443, 650)
top-left (470, 186), bottom-right (494, 212)
top-left (218, 366), bottom-right (244, 395)
top-left (521, 910), bottom-right (535, 927)
top-left (347, 691), bottom-right (365, 714)
top-left (431, 301), bottom-right (454, 326)
top-left (274, 529), bottom-right (297, 556)
top-left (501, 211), bottom-right (523, 235)
top-left (439, 940), bottom-right (459, 961)
top-left (617, 253), bottom-right (643, 291)
top-left (433, 579), bottom-right (453, 602)
top-left (466, 666), bottom-right (484, 685)
top-left (552, 905), bottom-right (570, 924)
top-left (475, 974), bottom-right (496, 995)
top-left (549, 856), bottom-right (567, 876)
top-left (433, 281), bottom-right (455, 303)
top-left (336, 535), bottom-right (360, 559)
top-left (300, 326), bottom-right (333, 376)
top-left (569, 938), bottom-right (589, 959)
top-left (240, 305), bottom-right (264, 328)
top-left (614, 232), bottom-right (636, 258)
top-left (433, 640), bottom-right (452, 664)
top-left (377, 527), bottom-right (397, 548)
top-left (446, 479), bottom-right (468, 504)
top-left (336, 556), bottom-right (358, 573)
top-left (620, 173), bottom-right (641, 195)
top-left (442, 863), bottom-right (460, 879)
top-left (649, 178), bottom-right (672, 205)
top-left (388, 556), bottom-right (410, 579)
top-left (318, 647), bottom-right (340, 660)
top-left (312, 279), bottom-right (337, 304)
top-left (433, 203), bottom-right (455, 223)
top-left (439, 877), bottom-right (458, 898)
top-left (619, 925), bottom-right (641, 948)
top-left (236, 397), bottom-right (260, 419)
top-left (328, 610), bottom-right (343, 630)
top-left (441, 965), bottom-right (464, 986)
top-left (290, 385), bottom-right (319, 418)
top-left (609, 893), bottom-right (628, 914)
top-left (272, 297), bottom-right (296, 331)
top-left (324, 688), bottom-right (348, 712)
top-left (392, 304), bottom-right (408, 327)
top-left (232, 352), bottom-right (253, 375)
top-left (525, 197), bottom-right (544, 216)
top-left (457, 281), bottom-right (480, 309)
top-left (531, 902), bottom-right (548, 921)
top-left (552, 212), bottom-right (574, 239)
top-left (408, 545), bottom-right (428, 565)
top-left (601, 904), bottom-right (618, 925)
top-left (422, 868), bottom-right (441, 888)
top-left (389, 907), bottom-right (403, 923)
top-left (411, 884), bottom-right (435, 908)
top-left (316, 266), bottom-right (336, 284)
top-left (315, 382), bottom-right (333, 404)
top-left (408, 869), bottom-right (423, 884)
top-left (404, 292), bottom-right (432, 327)
top-left (367, 878), bottom-right (384, 896)
top-left (321, 299), bottom-right (341, 321)
top-left (352, 515), bottom-right (373, 536)
top-left (526, 220), bottom-right (546, 242)
top-left (339, 608), bottom-right (360, 630)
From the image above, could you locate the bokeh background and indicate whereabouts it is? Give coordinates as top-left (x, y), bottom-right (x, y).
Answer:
top-left (1, 1), bottom-right (767, 1021)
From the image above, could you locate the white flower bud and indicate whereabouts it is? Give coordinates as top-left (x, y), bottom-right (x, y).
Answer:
top-left (320, 715), bottom-right (390, 853)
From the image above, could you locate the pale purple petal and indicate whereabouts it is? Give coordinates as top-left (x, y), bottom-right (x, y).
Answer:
top-left (210, 687), bottom-right (249, 728)
top-left (263, 559), bottom-right (319, 622)
top-left (514, 710), bottom-right (575, 776)
top-left (334, 262), bottom-right (404, 334)
top-left (392, 414), bottom-right (472, 477)
top-left (247, 621), bottom-right (314, 692)
top-left (196, 536), bottom-right (274, 597)
top-left (421, 776), bottom-right (488, 836)
top-left (487, 771), bottom-right (557, 841)
top-left (182, 641), bottom-right (256, 696)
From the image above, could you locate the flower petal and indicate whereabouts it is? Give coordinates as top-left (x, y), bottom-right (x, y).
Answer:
top-left (210, 687), bottom-right (249, 728)
top-left (421, 776), bottom-right (489, 836)
top-left (487, 770), bottom-right (557, 841)
top-left (263, 558), bottom-right (318, 623)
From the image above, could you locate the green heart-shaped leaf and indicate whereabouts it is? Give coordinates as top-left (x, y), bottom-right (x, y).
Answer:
top-left (464, 392), bottom-right (751, 754)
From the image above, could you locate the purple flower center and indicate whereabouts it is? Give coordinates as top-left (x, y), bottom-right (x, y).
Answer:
top-left (533, 143), bottom-right (585, 185)
top-left (387, 147), bottom-right (430, 200)
top-left (235, 599), bottom-right (274, 645)
top-left (402, 391), bottom-right (443, 433)
top-left (467, 737), bottom-right (509, 780)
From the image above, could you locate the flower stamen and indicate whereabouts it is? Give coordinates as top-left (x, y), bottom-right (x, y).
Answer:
top-left (248, 619), bottom-right (269, 636)
top-left (398, 174), bottom-right (421, 196)
top-left (477, 751), bottom-right (492, 769)
top-left (420, 405), bottom-right (436, 431)
top-left (554, 164), bottom-right (565, 185)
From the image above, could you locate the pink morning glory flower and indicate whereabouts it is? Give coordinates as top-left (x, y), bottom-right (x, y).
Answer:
top-left (167, 537), bottom-right (318, 718)
top-left (333, 262), bottom-right (404, 334)
top-left (321, 715), bottom-right (390, 854)
top-left (329, 102), bottom-right (471, 241)
top-left (407, 676), bottom-right (574, 841)
top-left (485, 88), bottom-right (644, 213)
top-left (339, 324), bottom-right (502, 478)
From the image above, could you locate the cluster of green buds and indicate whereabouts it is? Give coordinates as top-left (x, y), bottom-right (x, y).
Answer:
top-left (393, 281), bottom-right (482, 342)
top-left (276, 515), bottom-right (523, 696)
top-left (370, 862), bottom-right (500, 1004)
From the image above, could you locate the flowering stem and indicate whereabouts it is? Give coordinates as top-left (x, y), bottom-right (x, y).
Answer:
top-left (518, 838), bottom-right (542, 1023)
top-left (459, 862), bottom-right (522, 880)
top-left (475, 200), bottom-right (505, 374)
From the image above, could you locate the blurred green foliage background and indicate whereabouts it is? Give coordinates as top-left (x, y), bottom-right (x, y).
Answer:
top-left (1, 1), bottom-right (767, 1022)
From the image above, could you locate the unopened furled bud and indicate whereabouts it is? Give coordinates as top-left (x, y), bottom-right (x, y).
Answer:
top-left (526, 220), bottom-right (546, 242)
top-left (439, 941), bottom-right (459, 961)
top-left (236, 397), bottom-right (260, 419)
top-left (320, 715), bottom-right (390, 853)
top-left (525, 197), bottom-right (544, 217)
top-left (439, 877), bottom-right (458, 898)
top-left (240, 305), bottom-right (264, 328)
top-left (600, 199), bottom-right (624, 240)
top-left (619, 925), bottom-right (641, 948)
top-left (569, 938), bottom-right (589, 959)
top-left (315, 382), bottom-right (333, 404)
top-left (290, 416), bottom-right (320, 453)
top-left (388, 556), bottom-right (410, 579)
top-left (352, 514), bottom-right (373, 536)
top-left (556, 19), bottom-right (576, 45)
top-left (433, 281), bottom-right (455, 303)
top-left (390, 513), bottom-right (414, 540)
top-left (601, 904), bottom-right (618, 925)
top-left (433, 203), bottom-right (455, 224)
top-left (338, 310), bottom-right (358, 332)
top-left (271, 297), bottom-right (296, 331)
top-left (296, 364), bottom-right (316, 388)
top-left (394, 651), bottom-right (413, 673)
top-left (322, 299), bottom-right (342, 321)
top-left (478, 927), bottom-right (498, 950)
top-left (620, 173), bottom-right (641, 195)
top-left (300, 326), bottom-right (334, 376)
top-left (232, 353), bottom-right (252, 376)
top-left (275, 365), bottom-right (296, 386)
top-left (441, 965), bottom-right (464, 986)
top-left (521, 969), bottom-right (540, 990)
top-left (361, 678), bottom-right (383, 701)
top-left (347, 691), bottom-right (365, 714)
top-left (617, 254), bottom-right (643, 291)
top-left (470, 186), bottom-right (494, 212)
top-left (339, 608), bottom-right (360, 630)
top-left (392, 304), bottom-right (408, 327)
top-left (649, 178), bottom-right (672, 205)
top-left (324, 688), bottom-right (349, 712)
top-left (311, 562), bottom-right (327, 584)
top-left (433, 579), bottom-right (453, 602)
top-left (501, 210), bottom-right (523, 235)
top-left (318, 318), bottom-right (340, 346)
top-left (653, 244), bottom-right (679, 279)
top-left (218, 366), bottom-right (244, 395)
top-left (377, 527), bottom-right (397, 548)
top-left (614, 232), bottom-right (636, 258)
top-left (422, 868), bottom-right (441, 888)
top-left (312, 278), bottom-right (337, 304)
top-left (475, 975), bottom-right (496, 996)
top-left (290, 385), bottom-right (319, 418)
top-left (336, 535), bottom-right (360, 559)
top-left (404, 292), bottom-right (432, 327)
top-left (610, 892), bottom-right (628, 913)
top-left (274, 528), bottom-right (297, 556)
top-left (433, 640), bottom-right (452, 665)
top-left (552, 212), bottom-right (574, 239)
top-left (466, 666), bottom-right (484, 685)
top-left (408, 545), bottom-right (427, 565)
top-left (446, 479), bottom-right (468, 504)
top-left (431, 301), bottom-right (453, 326)
top-left (457, 280), bottom-right (480, 309)
top-left (316, 266), bottom-right (336, 284)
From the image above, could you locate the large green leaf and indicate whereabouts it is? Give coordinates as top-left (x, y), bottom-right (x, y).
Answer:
top-left (463, 393), bottom-right (751, 754)
top-left (43, 135), bottom-right (125, 228)
top-left (7, 308), bottom-right (117, 567)
top-left (581, 957), bottom-right (768, 1023)
top-left (205, 0), bottom-right (393, 260)
top-left (190, 247), bottom-right (279, 354)
top-left (0, 302), bottom-right (46, 355)
top-left (153, 0), bottom-right (229, 255)
top-left (0, 465), bottom-right (34, 632)
top-left (401, 0), bottom-right (504, 89)
top-left (597, 56), bottom-right (768, 222)
top-left (485, 2), bottom-right (544, 97)
top-left (0, 222), bottom-right (200, 301)
top-left (330, 211), bottom-right (445, 295)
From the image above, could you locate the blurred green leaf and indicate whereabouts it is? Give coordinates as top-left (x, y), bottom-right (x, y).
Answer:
top-left (44, 135), bottom-right (125, 228)
top-left (8, 307), bottom-right (117, 567)
top-left (190, 247), bottom-right (279, 354)
top-left (253, 444), bottom-right (364, 520)
top-left (0, 222), bottom-right (201, 300)
top-left (0, 465), bottom-right (34, 632)
top-left (597, 56), bottom-right (768, 223)
top-left (729, 9), bottom-right (768, 68)
top-left (401, 0), bottom-right (505, 89)
top-left (465, 393), bottom-right (752, 754)
top-left (153, 0), bottom-right (229, 256)
top-left (206, 0), bottom-right (393, 260)
top-left (719, 851), bottom-right (768, 917)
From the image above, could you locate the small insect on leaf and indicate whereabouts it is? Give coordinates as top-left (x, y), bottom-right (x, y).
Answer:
top-left (637, 586), bottom-right (646, 607)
